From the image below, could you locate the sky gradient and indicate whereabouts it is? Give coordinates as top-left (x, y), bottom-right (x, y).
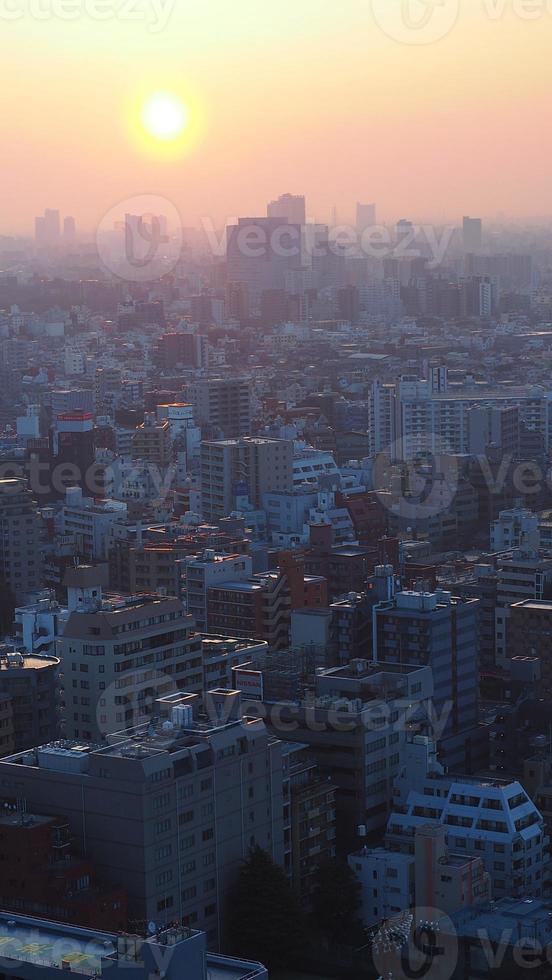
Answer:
top-left (3, 0), bottom-right (552, 235)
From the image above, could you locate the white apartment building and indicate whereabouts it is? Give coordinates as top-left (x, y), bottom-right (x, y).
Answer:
top-left (490, 507), bottom-right (540, 552)
top-left (369, 376), bottom-right (552, 461)
top-left (60, 487), bottom-right (127, 560)
top-left (386, 736), bottom-right (548, 900)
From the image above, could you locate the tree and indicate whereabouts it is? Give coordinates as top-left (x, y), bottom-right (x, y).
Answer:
top-left (310, 858), bottom-right (362, 943)
top-left (225, 846), bottom-right (306, 970)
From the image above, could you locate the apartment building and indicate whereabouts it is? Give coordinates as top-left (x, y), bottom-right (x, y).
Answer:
top-left (0, 691), bottom-right (284, 949)
top-left (59, 567), bottom-right (201, 742)
top-left (349, 822), bottom-right (490, 928)
top-left (61, 487), bottom-right (127, 560)
top-left (373, 590), bottom-right (481, 772)
top-left (190, 379), bottom-right (251, 438)
top-left (0, 478), bottom-right (43, 601)
top-left (0, 649), bottom-right (59, 752)
top-left (386, 736), bottom-right (548, 900)
top-left (180, 551), bottom-right (252, 630)
top-left (265, 660), bottom-right (434, 852)
top-left (200, 438), bottom-right (293, 522)
top-left (131, 415), bottom-right (172, 467)
top-left (495, 549), bottom-right (552, 666)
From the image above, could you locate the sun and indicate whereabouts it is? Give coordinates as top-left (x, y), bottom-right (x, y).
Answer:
top-left (141, 91), bottom-right (190, 142)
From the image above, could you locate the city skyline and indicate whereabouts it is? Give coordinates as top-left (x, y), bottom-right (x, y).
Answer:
top-left (3, 1), bottom-right (552, 234)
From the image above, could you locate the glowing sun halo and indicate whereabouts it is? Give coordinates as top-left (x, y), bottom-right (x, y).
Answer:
top-left (141, 92), bottom-right (189, 142)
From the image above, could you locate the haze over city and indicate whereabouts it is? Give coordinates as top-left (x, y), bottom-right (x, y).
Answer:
top-left (3, 0), bottom-right (552, 234)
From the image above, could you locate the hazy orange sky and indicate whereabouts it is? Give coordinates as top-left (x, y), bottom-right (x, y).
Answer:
top-left (3, 0), bottom-right (552, 235)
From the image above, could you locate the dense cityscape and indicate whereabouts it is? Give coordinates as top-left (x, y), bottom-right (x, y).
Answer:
top-left (4, 2), bottom-right (552, 979)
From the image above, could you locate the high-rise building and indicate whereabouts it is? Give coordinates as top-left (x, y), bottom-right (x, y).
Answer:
top-left (190, 378), bottom-right (251, 439)
top-left (0, 649), bottom-right (60, 752)
top-left (200, 437), bottom-right (293, 522)
top-left (386, 736), bottom-right (548, 901)
top-left (463, 215), bottom-right (483, 252)
top-left (35, 209), bottom-right (60, 246)
top-left (0, 691), bottom-right (284, 946)
top-left (373, 590), bottom-right (481, 771)
top-left (226, 217), bottom-right (301, 308)
top-left (59, 567), bottom-right (201, 742)
top-left (63, 215), bottom-right (76, 243)
top-left (0, 479), bottom-right (43, 601)
top-left (267, 193), bottom-right (306, 225)
top-left (356, 202), bottom-right (376, 232)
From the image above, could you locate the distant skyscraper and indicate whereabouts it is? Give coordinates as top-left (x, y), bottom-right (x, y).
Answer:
top-left (226, 216), bottom-right (301, 307)
top-left (63, 215), bottom-right (76, 243)
top-left (356, 202), bottom-right (376, 232)
top-left (267, 193), bottom-right (306, 225)
top-left (396, 218), bottom-right (414, 243)
top-left (35, 209), bottom-right (60, 246)
top-left (463, 215), bottom-right (483, 252)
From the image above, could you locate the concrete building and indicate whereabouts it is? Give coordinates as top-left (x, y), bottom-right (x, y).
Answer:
top-left (0, 690), bottom-right (284, 948)
top-left (495, 549), bottom-right (552, 666)
top-left (200, 437), bottom-right (293, 522)
top-left (349, 823), bottom-right (490, 928)
top-left (267, 193), bottom-right (306, 225)
top-left (131, 415), bottom-right (172, 467)
top-left (508, 599), bottom-right (552, 695)
top-left (61, 487), bottom-right (127, 560)
top-left (181, 550), bottom-right (252, 631)
top-left (0, 649), bottom-right (60, 752)
top-left (265, 660), bottom-right (434, 851)
top-left (190, 378), bottom-right (251, 439)
top-left (373, 590), bottom-right (481, 772)
top-left (386, 736), bottom-right (548, 901)
top-left (0, 911), bottom-right (268, 980)
top-left (490, 507), bottom-right (540, 552)
top-left (59, 567), bottom-right (201, 742)
top-left (0, 478), bottom-right (43, 601)
top-left (13, 593), bottom-right (69, 656)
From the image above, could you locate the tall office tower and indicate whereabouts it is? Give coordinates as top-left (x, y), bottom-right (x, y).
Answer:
top-left (396, 218), bottom-right (414, 243)
top-left (267, 193), bottom-right (306, 225)
top-left (373, 590), bottom-right (482, 772)
top-left (0, 479), bottom-right (43, 602)
top-left (226, 217), bottom-right (301, 308)
top-left (200, 437), bottom-right (294, 522)
top-left (59, 567), bottom-right (201, 742)
top-left (63, 215), bottom-right (76, 243)
top-left (189, 378), bottom-right (251, 439)
top-left (463, 215), bottom-right (483, 252)
top-left (0, 691), bottom-right (284, 946)
top-left (356, 202), bottom-right (376, 232)
top-left (35, 209), bottom-right (60, 245)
